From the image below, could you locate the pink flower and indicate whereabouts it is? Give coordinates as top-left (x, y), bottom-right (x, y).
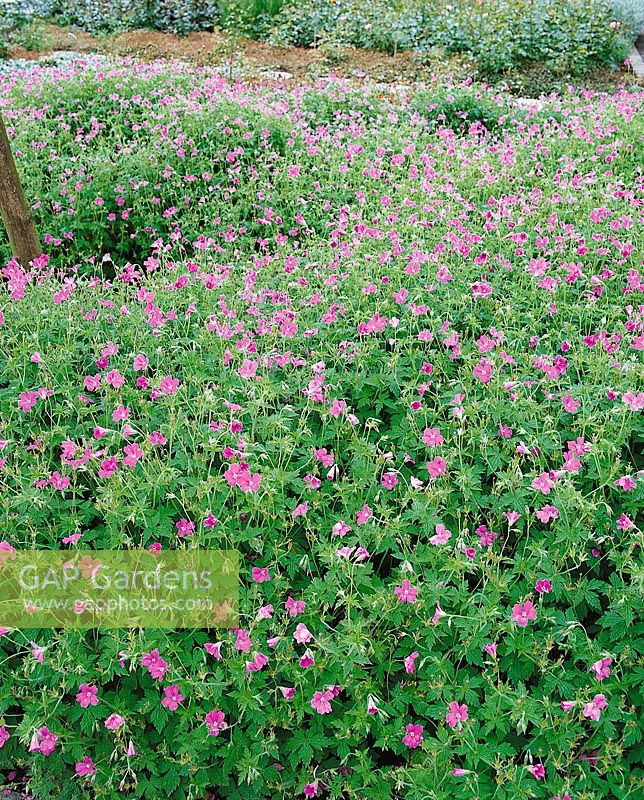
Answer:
top-left (535, 579), bottom-right (552, 594)
top-left (532, 472), bottom-right (555, 495)
top-left (429, 523), bottom-right (452, 545)
top-left (237, 359), bottom-right (258, 379)
top-left (30, 727), bottom-right (58, 755)
top-left (75, 756), bottom-right (95, 777)
top-left (293, 623), bottom-right (313, 644)
top-left (205, 709), bottom-right (227, 736)
top-left (590, 657), bottom-right (612, 681)
top-left (402, 723), bottom-right (424, 749)
top-left (234, 629), bottom-right (252, 653)
top-left (285, 597), bottom-right (306, 617)
top-left (104, 714), bottom-right (125, 731)
top-left (98, 456), bottom-right (118, 478)
top-left (404, 651), bottom-right (419, 674)
top-left (332, 520), bottom-right (351, 537)
top-left (0, 726), bottom-right (9, 748)
top-left (432, 602), bottom-right (446, 624)
top-left (445, 702), bottom-right (468, 729)
top-left (528, 763), bottom-right (545, 780)
top-left (158, 375), bottom-right (180, 395)
top-left (512, 601), bottom-right (537, 627)
top-left (252, 567), bottom-right (270, 583)
top-left (175, 518), bottom-right (195, 538)
top-left (562, 395), bottom-right (580, 413)
top-left (395, 579), bottom-right (419, 604)
top-left (614, 475), bottom-right (636, 491)
top-left (141, 649), bottom-right (168, 680)
top-left (76, 684), bottom-right (99, 708)
top-left (204, 642), bottom-right (222, 660)
top-left (133, 354), bottom-right (149, 371)
top-left (381, 472), bottom-right (398, 489)
top-left (422, 427), bottom-right (444, 447)
top-left (483, 642), bottom-right (497, 657)
top-left (426, 456), bottom-right (447, 478)
top-left (536, 504), bottom-right (559, 523)
top-left (329, 399), bottom-right (347, 417)
top-left (473, 357), bottom-right (493, 383)
top-left (311, 690), bottom-right (333, 714)
top-left (582, 694), bottom-right (607, 721)
top-left (161, 685), bottom-right (184, 711)
top-left (299, 651), bottom-right (315, 668)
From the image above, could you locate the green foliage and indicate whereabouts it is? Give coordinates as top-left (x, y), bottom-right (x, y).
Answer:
top-left (0, 62), bottom-right (643, 800)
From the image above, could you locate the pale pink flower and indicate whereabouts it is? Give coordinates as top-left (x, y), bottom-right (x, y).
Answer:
top-left (429, 523), bottom-right (451, 545)
top-left (104, 714), bottom-right (125, 731)
top-left (311, 690), bottom-right (333, 714)
top-left (422, 427), bottom-right (444, 447)
top-left (512, 601), bottom-right (537, 627)
top-left (293, 623), bottom-right (313, 644)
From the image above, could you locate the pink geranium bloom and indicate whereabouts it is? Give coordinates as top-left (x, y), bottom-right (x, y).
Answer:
top-left (532, 472), bottom-right (555, 495)
top-left (76, 684), bottom-right (99, 708)
top-left (30, 727), bottom-right (58, 756)
top-left (141, 648), bottom-right (168, 680)
top-left (582, 694), bottom-right (607, 721)
top-left (161, 685), bottom-right (184, 711)
top-left (0, 726), bottom-right (8, 749)
top-left (158, 375), bottom-right (180, 395)
top-left (535, 579), bottom-right (552, 594)
top-left (528, 763), bottom-right (545, 779)
top-left (104, 714), bottom-right (125, 731)
top-left (204, 642), bottom-right (222, 660)
top-left (311, 690), bottom-right (333, 714)
top-left (395, 579), bottom-right (418, 604)
top-left (293, 623), bottom-right (313, 644)
top-left (422, 427), bottom-right (444, 447)
top-left (75, 756), bottom-right (95, 776)
top-left (512, 601), bottom-right (537, 627)
top-left (590, 656), bottom-right (612, 681)
top-left (402, 723), bottom-right (424, 749)
top-left (536, 504), bottom-right (559, 523)
top-left (404, 651), bottom-right (419, 674)
top-left (445, 702), bottom-right (468, 729)
top-left (429, 523), bottom-right (452, 545)
top-left (252, 567), bottom-right (270, 583)
top-left (205, 709), bottom-right (227, 736)
top-left (426, 456), bottom-right (447, 478)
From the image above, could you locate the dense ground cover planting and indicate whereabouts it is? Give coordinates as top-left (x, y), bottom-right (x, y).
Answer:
top-left (0, 61), bottom-right (643, 800)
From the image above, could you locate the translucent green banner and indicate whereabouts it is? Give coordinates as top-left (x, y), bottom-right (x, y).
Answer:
top-left (0, 550), bottom-right (239, 629)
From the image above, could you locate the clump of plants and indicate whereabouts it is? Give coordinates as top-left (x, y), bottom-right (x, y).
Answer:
top-left (0, 61), bottom-right (642, 800)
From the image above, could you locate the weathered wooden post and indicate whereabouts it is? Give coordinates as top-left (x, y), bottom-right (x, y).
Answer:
top-left (0, 111), bottom-right (41, 267)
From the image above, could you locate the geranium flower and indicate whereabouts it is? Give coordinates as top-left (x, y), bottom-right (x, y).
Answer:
top-left (395, 579), bottom-right (418, 604)
top-left (402, 723), bottom-right (423, 749)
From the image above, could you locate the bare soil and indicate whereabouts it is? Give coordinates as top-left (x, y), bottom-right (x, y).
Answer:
top-left (8, 23), bottom-right (432, 84)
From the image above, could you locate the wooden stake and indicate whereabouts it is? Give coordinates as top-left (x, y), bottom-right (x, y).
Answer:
top-left (0, 111), bottom-right (41, 268)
